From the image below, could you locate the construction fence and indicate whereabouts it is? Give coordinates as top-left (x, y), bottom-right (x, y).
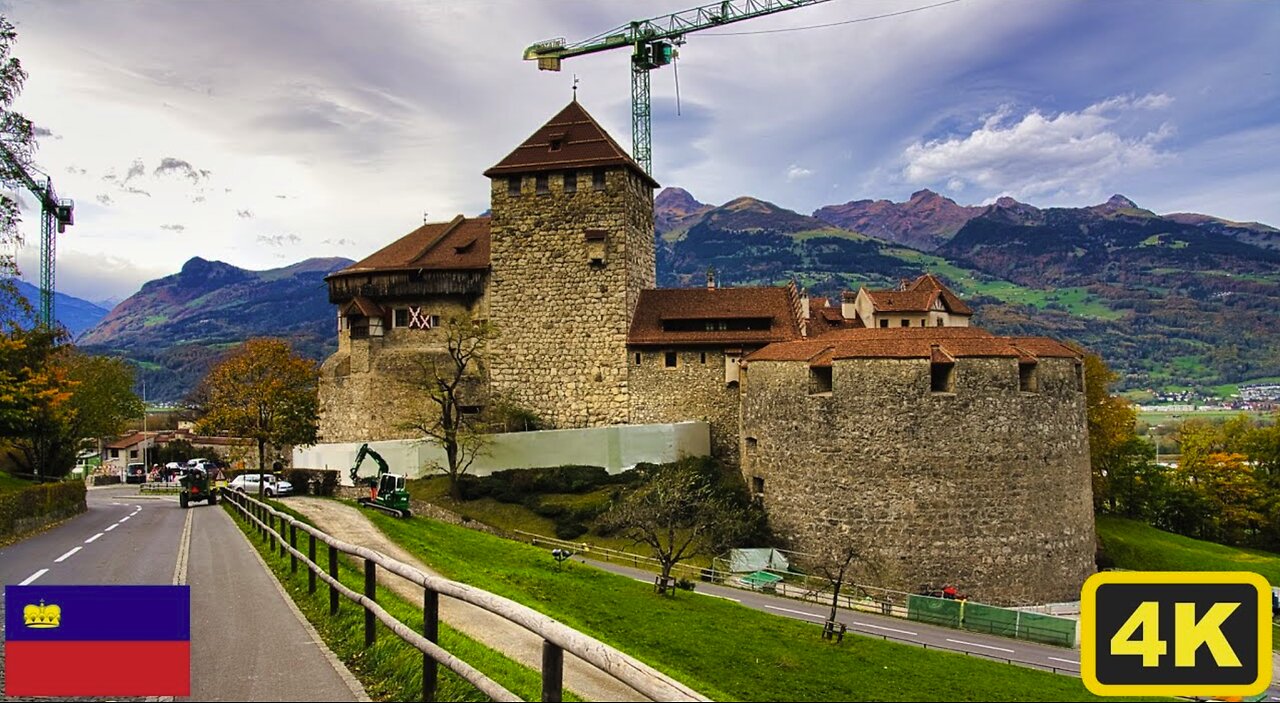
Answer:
top-left (905, 595), bottom-right (1077, 647)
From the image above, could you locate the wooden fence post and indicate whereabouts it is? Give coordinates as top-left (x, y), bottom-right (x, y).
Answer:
top-left (329, 545), bottom-right (339, 615)
top-left (423, 589), bottom-right (439, 702)
top-left (308, 534), bottom-right (317, 594)
top-left (364, 558), bottom-right (376, 646)
top-left (541, 640), bottom-right (563, 703)
top-left (289, 524), bottom-right (297, 574)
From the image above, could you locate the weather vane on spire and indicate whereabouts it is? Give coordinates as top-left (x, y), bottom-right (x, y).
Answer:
top-left (572, 74), bottom-right (579, 101)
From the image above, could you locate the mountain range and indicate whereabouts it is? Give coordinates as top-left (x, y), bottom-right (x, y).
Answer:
top-left (4, 279), bottom-right (112, 337)
top-left (77, 256), bottom-right (352, 401)
top-left (70, 189), bottom-right (1279, 401)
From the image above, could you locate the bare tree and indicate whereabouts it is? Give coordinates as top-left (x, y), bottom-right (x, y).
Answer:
top-left (398, 314), bottom-right (495, 500)
top-left (601, 460), bottom-right (754, 595)
top-left (800, 531), bottom-right (887, 641)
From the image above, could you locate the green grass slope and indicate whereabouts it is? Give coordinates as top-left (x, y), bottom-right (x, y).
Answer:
top-left (1097, 515), bottom-right (1280, 584)
top-left (369, 511), bottom-right (1121, 702)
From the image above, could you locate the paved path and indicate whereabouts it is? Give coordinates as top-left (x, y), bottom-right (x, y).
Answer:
top-left (0, 485), bottom-right (365, 702)
top-left (285, 497), bottom-right (650, 702)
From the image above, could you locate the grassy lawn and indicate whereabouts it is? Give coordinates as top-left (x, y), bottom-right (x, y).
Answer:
top-left (1097, 515), bottom-right (1280, 584)
top-left (407, 476), bottom-right (713, 568)
top-left (368, 511), bottom-right (1122, 702)
top-left (222, 499), bottom-right (556, 702)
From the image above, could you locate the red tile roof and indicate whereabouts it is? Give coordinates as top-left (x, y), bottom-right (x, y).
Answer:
top-left (907, 273), bottom-right (973, 315)
top-left (105, 432), bottom-right (148, 450)
top-left (746, 327), bottom-right (1080, 362)
top-left (628, 287), bottom-right (802, 346)
top-left (807, 297), bottom-right (862, 336)
top-left (342, 296), bottom-right (384, 318)
top-left (334, 215), bottom-right (491, 276)
top-left (484, 101), bottom-right (659, 188)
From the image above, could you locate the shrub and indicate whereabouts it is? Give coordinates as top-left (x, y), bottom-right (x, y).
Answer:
top-left (0, 480), bottom-right (86, 540)
top-left (92, 475), bottom-right (121, 486)
top-left (675, 578), bottom-right (697, 591)
top-left (554, 520), bottom-right (588, 540)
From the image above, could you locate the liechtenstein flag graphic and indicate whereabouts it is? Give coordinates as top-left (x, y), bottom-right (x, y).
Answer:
top-left (5, 585), bottom-right (190, 696)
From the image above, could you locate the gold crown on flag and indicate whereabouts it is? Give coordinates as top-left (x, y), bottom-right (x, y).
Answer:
top-left (23, 599), bottom-right (61, 629)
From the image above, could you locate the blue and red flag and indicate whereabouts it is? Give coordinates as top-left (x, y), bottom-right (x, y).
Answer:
top-left (5, 585), bottom-right (190, 696)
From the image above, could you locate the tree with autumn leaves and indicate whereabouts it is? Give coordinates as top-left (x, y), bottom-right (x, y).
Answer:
top-left (194, 338), bottom-right (318, 496)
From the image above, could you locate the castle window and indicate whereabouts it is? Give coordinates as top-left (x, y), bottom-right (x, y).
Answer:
top-left (900, 319), bottom-right (910, 327)
top-left (746, 436), bottom-right (758, 450)
top-left (393, 308), bottom-right (409, 328)
top-left (634, 352), bottom-right (641, 366)
top-left (931, 362), bottom-right (955, 393)
top-left (508, 176), bottom-right (521, 196)
top-left (549, 138), bottom-right (563, 152)
top-left (920, 319), bottom-right (926, 327)
top-left (725, 353), bottom-right (741, 385)
top-left (751, 476), bottom-right (764, 497)
top-left (564, 171), bottom-right (577, 193)
top-left (585, 229), bottom-right (607, 264)
top-left (664, 351), bottom-right (678, 368)
top-left (879, 319), bottom-right (889, 328)
top-left (460, 405), bottom-right (482, 415)
top-left (111, 449), bottom-right (120, 458)
top-left (809, 366), bottom-right (833, 395)
top-left (936, 319), bottom-right (944, 327)
top-left (536, 173), bottom-right (549, 195)
top-left (593, 168), bottom-right (606, 191)
top-left (1075, 361), bottom-right (1085, 393)
top-left (1019, 362), bottom-right (1039, 393)
top-left (700, 351), bottom-right (707, 364)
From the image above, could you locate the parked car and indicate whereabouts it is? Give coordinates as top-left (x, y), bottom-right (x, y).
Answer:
top-left (228, 473), bottom-right (293, 497)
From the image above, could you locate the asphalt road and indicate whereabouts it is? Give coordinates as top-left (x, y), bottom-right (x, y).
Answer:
top-left (0, 485), bottom-right (364, 702)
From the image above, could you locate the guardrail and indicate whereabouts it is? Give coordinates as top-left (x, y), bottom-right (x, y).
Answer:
top-left (221, 489), bottom-right (707, 703)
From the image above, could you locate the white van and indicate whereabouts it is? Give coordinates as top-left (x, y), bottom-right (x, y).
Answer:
top-left (228, 473), bottom-right (293, 497)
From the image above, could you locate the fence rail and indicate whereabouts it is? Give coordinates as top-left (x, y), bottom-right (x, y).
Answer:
top-left (221, 489), bottom-right (706, 703)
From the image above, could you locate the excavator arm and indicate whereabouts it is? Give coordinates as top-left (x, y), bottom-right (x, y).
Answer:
top-left (349, 443), bottom-right (390, 486)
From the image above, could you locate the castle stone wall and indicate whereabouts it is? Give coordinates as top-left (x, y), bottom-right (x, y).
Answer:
top-left (318, 294), bottom-right (484, 443)
top-left (629, 347), bottom-right (742, 466)
top-left (740, 355), bottom-right (1094, 605)
top-left (488, 168), bottom-right (655, 428)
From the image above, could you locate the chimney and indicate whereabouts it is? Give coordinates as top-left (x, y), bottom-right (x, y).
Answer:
top-left (841, 290), bottom-right (857, 321)
top-left (706, 267), bottom-right (716, 290)
top-left (800, 288), bottom-right (810, 320)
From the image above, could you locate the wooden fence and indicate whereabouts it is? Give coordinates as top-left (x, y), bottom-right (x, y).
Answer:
top-left (220, 489), bottom-right (707, 703)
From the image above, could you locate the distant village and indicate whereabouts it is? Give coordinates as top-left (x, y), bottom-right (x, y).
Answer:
top-left (1138, 383), bottom-right (1279, 413)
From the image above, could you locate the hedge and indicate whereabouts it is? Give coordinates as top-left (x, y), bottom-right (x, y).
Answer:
top-left (92, 475), bottom-right (121, 486)
top-left (0, 480), bottom-right (87, 541)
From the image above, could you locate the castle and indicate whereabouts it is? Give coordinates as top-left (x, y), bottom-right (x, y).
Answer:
top-left (318, 100), bottom-right (1095, 604)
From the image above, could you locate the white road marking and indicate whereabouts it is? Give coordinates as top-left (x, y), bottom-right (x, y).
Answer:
top-left (173, 507), bottom-right (194, 586)
top-left (85, 532), bottom-right (103, 543)
top-left (854, 622), bottom-right (918, 636)
top-left (696, 591), bottom-right (740, 602)
top-left (119, 516), bottom-right (130, 522)
top-left (764, 605), bottom-right (824, 620)
top-left (19, 569), bottom-right (48, 585)
top-left (54, 546), bottom-right (82, 563)
top-left (110, 502), bottom-right (122, 506)
top-left (1048, 656), bottom-right (1078, 665)
top-left (105, 524), bottom-right (118, 531)
top-left (946, 638), bottom-right (1015, 653)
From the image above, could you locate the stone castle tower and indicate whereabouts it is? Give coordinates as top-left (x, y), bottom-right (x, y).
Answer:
top-left (483, 101), bottom-right (658, 428)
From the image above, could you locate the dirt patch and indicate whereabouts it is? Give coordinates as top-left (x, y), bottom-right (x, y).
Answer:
top-left (285, 497), bottom-right (648, 702)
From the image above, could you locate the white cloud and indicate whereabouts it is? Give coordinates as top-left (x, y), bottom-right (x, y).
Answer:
top-left (785, 164), bottom-right (814, 181)
top-left (901, 94), bottom-right (1175, 201)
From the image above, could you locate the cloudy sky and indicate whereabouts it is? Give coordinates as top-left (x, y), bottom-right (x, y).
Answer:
top-left (3, 0), bottom-right (1277, 302)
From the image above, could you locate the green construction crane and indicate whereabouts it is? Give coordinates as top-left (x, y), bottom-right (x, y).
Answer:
top-left (0, 140), bottom-right (74, 329)
top-left (524, 0), bottom-right (837, 174)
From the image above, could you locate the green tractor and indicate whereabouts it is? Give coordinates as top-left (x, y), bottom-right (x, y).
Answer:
top-left (179, 467), bottom-right (217, 509)
top-left (350, 443), bottom-right (412, 518)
